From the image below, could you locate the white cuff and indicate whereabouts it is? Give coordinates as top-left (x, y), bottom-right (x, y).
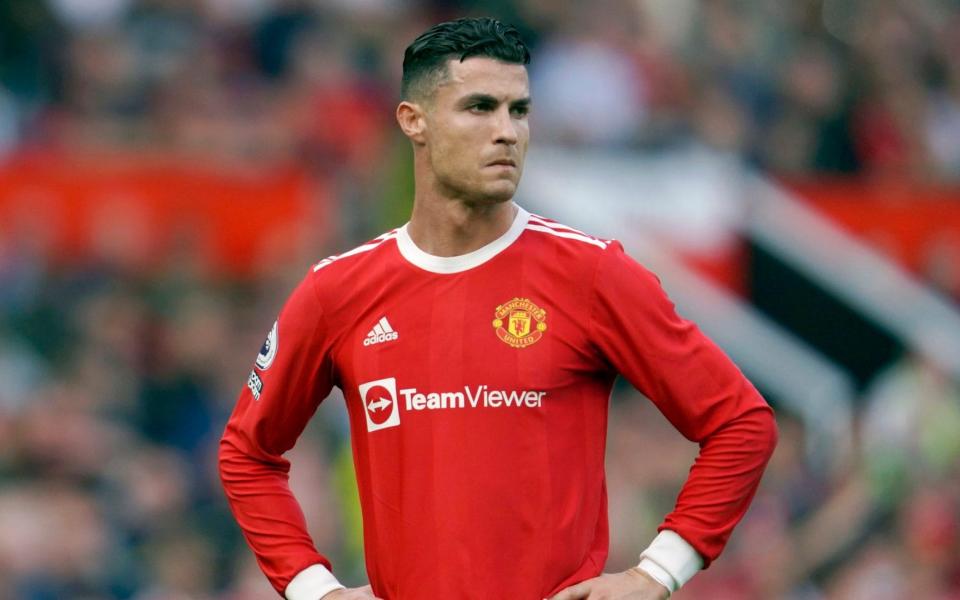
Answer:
top-left (637, 530), bottom-right (703, 592)
top-left (636, 558), bottom-right (674, 596)
top-left (285, 564), bottom-right (345, 600)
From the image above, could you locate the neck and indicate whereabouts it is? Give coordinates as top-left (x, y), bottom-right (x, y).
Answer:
top-left (406, 193), bottom-right (518, 257)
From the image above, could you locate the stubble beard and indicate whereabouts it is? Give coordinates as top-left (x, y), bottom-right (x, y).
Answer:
top-left (434, 168), bottom-right (517, 207)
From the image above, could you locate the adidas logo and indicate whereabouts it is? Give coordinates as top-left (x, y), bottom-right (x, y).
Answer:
top-left (363, 316), bottom-right (399, 346)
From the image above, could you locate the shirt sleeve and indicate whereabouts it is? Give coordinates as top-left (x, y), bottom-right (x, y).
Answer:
top-left (589, 241), bottom-right (778, 568)
top-left (218, 273), bottom-right (339, 596)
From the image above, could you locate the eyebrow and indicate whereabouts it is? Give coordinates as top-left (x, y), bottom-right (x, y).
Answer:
top-left (458, 93), bottom-right (532, 110)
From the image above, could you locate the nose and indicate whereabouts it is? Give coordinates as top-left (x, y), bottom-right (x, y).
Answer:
top-left (493, 106), bottom-right (518, 146)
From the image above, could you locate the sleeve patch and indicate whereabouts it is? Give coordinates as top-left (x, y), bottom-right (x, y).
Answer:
top-left (247, 370), bottom-right (264, 400)
top-left (256, 320), bottom-right (279, 370)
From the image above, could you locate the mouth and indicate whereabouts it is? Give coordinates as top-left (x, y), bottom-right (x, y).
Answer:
top-left (487, 159), bottom-right (517, 168)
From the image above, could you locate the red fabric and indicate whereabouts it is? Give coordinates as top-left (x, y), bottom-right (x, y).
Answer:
top-left (219, 216), bottom-right (777, 598)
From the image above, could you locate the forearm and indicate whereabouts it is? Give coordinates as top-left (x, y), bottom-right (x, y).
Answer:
top-left (219, 436), bottom-right (339, 597)
top-left (628, 405), bottom-right (775, 596)
top-left (660, 404), bottom-right (778, 566)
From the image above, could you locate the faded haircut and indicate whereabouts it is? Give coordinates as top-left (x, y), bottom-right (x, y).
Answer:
top-left (401, 17), bottom-right (530, 101)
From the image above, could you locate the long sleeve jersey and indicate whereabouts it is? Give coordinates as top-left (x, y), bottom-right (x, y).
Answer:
top-left (219, 206), bottom-right (777, 599)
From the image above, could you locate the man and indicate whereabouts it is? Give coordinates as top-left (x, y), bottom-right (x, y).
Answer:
top-left (219, 17), bottom-right (777, 600)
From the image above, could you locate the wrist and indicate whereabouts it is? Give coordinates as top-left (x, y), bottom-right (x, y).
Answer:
top-left (285, 564), bottom-right (345, 600)
top-left (627, 566), bottom-right (671, 599)
top-left (638, 530), bottom-right (703, 593)
top-left (633, 561), bottom-right (673, 597)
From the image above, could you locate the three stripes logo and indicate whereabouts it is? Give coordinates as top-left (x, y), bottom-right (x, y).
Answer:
top-left (363, 316), bottom-right (399, 346)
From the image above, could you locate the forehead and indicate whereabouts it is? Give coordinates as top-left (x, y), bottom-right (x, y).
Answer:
top-left (437, 57), bottom-right (529, 100)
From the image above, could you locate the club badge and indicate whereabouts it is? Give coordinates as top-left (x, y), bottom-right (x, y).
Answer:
top-left (493, 298), bottom-right (547, 349)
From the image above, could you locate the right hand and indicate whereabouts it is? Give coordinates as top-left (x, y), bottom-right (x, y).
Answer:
top-left (322, 585), bottom-right (383, 599)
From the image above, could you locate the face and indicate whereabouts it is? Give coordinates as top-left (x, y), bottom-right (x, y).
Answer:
top-left (415, 57), bottom-right (531, 204)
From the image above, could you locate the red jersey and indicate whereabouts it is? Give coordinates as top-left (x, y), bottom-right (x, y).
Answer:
top-left (219, 206), bottom-right (777, 599)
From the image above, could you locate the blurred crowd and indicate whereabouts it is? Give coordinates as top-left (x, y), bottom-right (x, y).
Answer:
top-left (2, 0), bottom-right (960, 598)
top-left (1, 0), bottom-right (960, 179)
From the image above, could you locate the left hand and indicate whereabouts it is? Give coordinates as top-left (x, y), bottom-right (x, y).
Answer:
top-left (546, 567), bottom-right (670, 600)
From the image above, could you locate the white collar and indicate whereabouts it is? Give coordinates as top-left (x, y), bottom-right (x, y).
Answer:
top-left (396, 205), bottom-right (530, 274)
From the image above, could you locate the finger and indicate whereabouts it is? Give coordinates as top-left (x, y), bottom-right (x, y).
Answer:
top-left (547, 582), bottom-right (591, 600)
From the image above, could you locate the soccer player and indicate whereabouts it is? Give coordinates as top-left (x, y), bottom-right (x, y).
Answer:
top-left (219, 17), bottom-right (778, 600)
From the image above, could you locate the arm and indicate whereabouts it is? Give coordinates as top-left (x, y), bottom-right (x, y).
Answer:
top-left (218, 274), bottom-right (347, 599)
top-left (589, 242), bottom-right (778, 594)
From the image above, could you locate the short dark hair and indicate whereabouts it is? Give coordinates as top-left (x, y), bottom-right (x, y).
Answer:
top-left (401, 17), bottom-right (531, 101)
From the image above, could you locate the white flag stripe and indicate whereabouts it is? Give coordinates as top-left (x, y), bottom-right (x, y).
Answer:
top-left (379, 317), bottom-right (394, 333)
top-left (373, 324), bottom-right (385, 336)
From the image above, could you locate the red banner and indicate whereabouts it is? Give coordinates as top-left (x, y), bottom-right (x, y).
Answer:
top-left (0, 152), bottom-right (330, 276)
top-left (785, 179), bottom-right (960, 274)
top-left (781, 178), bottom-right (960, 302)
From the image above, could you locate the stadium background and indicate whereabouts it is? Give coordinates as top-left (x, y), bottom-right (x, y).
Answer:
top-left (1, 0), bottom-right (959, 598)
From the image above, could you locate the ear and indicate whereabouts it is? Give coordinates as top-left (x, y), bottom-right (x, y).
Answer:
top-left (396, 101), bottom-right (427, 145)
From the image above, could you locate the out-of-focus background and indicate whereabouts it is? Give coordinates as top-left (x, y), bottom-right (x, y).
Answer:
top-left (1, 0), bottom-right (959, 598)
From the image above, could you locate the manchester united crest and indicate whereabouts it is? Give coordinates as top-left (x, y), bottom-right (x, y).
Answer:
top-left (493, 298), bottom-right (547, 348)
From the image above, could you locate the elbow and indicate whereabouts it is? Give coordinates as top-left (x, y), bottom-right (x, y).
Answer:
top-left (217, 435), bottom-right (235, 486)
top-left (726, 402), bottom-right (779, 462)
top-left (763, 407), bottom-right (779, 459)
top-left (217, 427), bottom-right (291, 488)
top-left (218, 429), bottom-right (251, 487)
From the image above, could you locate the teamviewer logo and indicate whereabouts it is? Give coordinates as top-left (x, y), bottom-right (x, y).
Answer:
top-left (359, 377), bottom-right (400, 432)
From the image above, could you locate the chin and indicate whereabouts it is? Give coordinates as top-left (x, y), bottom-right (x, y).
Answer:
top-left (480, 181), bottom-right (518, 203)
top-left (477, 190), bottom-right (516, 205)
top-left (439, 173), bottom-right (518, 204)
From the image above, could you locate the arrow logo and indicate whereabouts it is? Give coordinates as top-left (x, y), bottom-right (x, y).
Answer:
top-left (367, 396), bottom-right (392, 412)
top-left (358, 378), bottom-right (400, 432)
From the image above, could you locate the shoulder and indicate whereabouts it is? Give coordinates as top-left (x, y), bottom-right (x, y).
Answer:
top-left (523, 212), bottom-right (611, 250)
top-left (299, 228), bottom-right (403, 315)
top-left (521, 210), bottom-right (661, 289)
top-left (521, 211), bottom-right (625, 263)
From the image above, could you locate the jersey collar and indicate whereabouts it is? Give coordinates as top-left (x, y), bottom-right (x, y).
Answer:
top-left (396, 205), bottom-right (530, 274)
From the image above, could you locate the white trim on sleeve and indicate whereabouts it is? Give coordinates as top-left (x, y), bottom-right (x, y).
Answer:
top-left (285, 564), bottom-right (345, 600)
top-left (636, 558), bottom-right (674, 596)
top-left (637, 530), bottom-right (703, 592)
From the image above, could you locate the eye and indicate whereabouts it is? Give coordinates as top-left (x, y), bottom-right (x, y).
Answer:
top-left (470, 103), bottom-right (494, 113)
top-left (511, 105), bottom-right (529, 117)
